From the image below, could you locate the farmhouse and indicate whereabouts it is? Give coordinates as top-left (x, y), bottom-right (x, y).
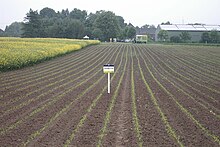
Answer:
top-left (155, 24), bottom-right (220, 42)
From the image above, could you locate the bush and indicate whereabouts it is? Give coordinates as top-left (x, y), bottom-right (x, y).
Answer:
top-left (170, 36), bottom-right (181, 43)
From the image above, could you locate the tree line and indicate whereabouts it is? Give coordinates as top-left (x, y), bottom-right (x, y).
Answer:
top-left (157, 30), bottom-right (220, 43)
top-left (0, 7), bottom-right (136, 41)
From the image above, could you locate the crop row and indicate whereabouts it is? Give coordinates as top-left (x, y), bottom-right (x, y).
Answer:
top-left (0, 44), bottom-right (93, 82)
top-left (21, 45), bottom-right (125, 146)
top-left (0, 49), bottom-right (106, 106)
top-left (1, 43), bottom-right (219, 146)
top-left (0, 44), bottom-right (120, 137)
top-left (142, 45), bottom-right (220, 117)
top-left (156, 46), bottom-right (220, 87)
top-left (149, 46), bottom-right (220, 98)
top-left (0, 45), bottom-right (113, 108)
top-left (143, 48), bottom-right (220, 119)
top-left (0, 47), bottom-right (117, 118)
top-left (135, 44), bottom-right (220, 145)
top-left (150, 45), bottom-right (220, 85)
top-left (133, 46), bottom-right (184, 146)
top-left (145, 46), bottom-right (220, 105)
top-left (96, 48), bottom-right (128, 147)
top-left (0, 44), bottom-right (126, 146)
top-left (160, 45), bottom-right (220, 67)
top-left (130, 48), bottom-right (143, 146)
top-left (64, 46), bottom-right (127, 147)
top-left (0, 45), bottom-right (103, 88)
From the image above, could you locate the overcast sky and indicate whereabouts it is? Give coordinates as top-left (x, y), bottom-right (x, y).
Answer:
top-left (0, 0), bottom-right (220, 30)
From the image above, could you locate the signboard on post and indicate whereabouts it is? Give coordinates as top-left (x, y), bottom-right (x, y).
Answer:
top-left (103, 64), bottom-right (114, 94)
top-left (103, 64), bottom-right (114, 73)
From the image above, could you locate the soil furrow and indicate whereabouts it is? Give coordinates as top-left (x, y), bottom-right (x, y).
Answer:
top-left (0, 43), bottom-right (219, 147)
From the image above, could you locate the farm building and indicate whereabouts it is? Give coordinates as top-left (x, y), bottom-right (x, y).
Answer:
top-left (155, 24), bottom-right (220, 42)
top-left (136, 27), bottom-right (156, 41)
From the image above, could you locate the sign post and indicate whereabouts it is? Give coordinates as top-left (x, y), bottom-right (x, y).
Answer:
top-left (108, 72), bottom-right (110, 93)
top-left (103, 64), bottom-right (114, 94)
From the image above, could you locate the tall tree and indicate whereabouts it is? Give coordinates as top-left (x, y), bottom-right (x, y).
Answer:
top-left (65, 19), bottom-right (85, 38)
top-left (58, 9), bottom-right (70, 18)
top-left (180, 31), bottom-right (191, 42)
top-left (210, 30), bottom-right (219, 43)
top-left (170, 36), bottom-right (181, 43)
top-left (116, 16), bottom-right (125, 29)
top-left (40, 7), bottom-right (57, 18)
top-left (94, 11), bottom-right (120, 41)
top-left (157, 30), bottom-right (169, 41)
top-left (21, 7), bottom-right (128, 40)
top-left (141, 24), bottom-right (150, 29)
top-left (92, 28), bottom-right (103, 40)
top-left (4, 22), bottom-right (23, 37)
top-left (0, 29), bottom-right (4, 36)
top-left (201, 32), bottom-right (210, 43)
top-left (69, 8), bottom-right (87, 22)
top-left (124, 26), bottom-right (136, 39)
top-left (22, 9), bottom-right (42, 37)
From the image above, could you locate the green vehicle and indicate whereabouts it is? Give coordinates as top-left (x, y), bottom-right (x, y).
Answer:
top-left (135, 35), bottom-right (148, 43)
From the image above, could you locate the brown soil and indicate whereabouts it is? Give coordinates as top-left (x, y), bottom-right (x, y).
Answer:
top-left (0, 43), bottom-right (219, 147)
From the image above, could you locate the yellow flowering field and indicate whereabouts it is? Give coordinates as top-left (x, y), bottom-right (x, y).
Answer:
top-left (0, 37), bottom-right (100, 71)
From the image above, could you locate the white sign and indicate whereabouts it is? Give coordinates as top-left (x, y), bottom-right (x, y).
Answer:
top-left (103, 64), bottom-right (114, 73)
top-left (103, 64), bottom-right (114, 93)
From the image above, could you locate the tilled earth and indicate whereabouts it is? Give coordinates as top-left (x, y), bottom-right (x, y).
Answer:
top-left (0, 43), bottom-right (220, 146)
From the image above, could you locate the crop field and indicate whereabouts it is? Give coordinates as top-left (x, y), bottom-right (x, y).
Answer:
top-left (0, 38), bottom-right (100, 71)
top-left (0, 43), bottom-right (220, 146)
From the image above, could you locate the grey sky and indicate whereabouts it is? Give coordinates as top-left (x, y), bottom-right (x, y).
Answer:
top-left (0, 0), bottom-right (220, 30)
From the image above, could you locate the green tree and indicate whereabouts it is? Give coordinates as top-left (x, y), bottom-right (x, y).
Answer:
top-left (84, 12), bottom-right (99, 37)
top-left (40, 7), bottom-right (57, 18)
top-left (85, 13), bottom-right (98, 28)
top-left (92, 28), bottom-right (103, 40)
top-left (65, 19), bottom-right (85, 38)
top-left (180, 31), bottom-right (191, 42)
top-left (124, 26), bottom-right (136, 39)
top-left (94, 11), bottom-right (120, 41)
top-left (48, 18), bottom-right (64, 38)
top-left (0, 29), bottom-right (4, 36)
top-left (21, 7), bottom-right (128, 40)
top-left (157, 30), bottom-right (169, 41)
top-left (22, 9), bottom-right (42, 37)
top-left (59, 9), bottom-right (70, 18)
top-left (210, 30), bottom-right (219, 43)
top-left (127, 27), bottom-right (136, 38)
top-left (69, 8), bottom-right (87, 22)
top-left (201, 32), bottom-right (210, 43)
top-left (170, 36), bottom-right (181, 43)
top-left (116, 16), bottom-right (126, 31)
top-left (4, 22), bottom-right (23, 37)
